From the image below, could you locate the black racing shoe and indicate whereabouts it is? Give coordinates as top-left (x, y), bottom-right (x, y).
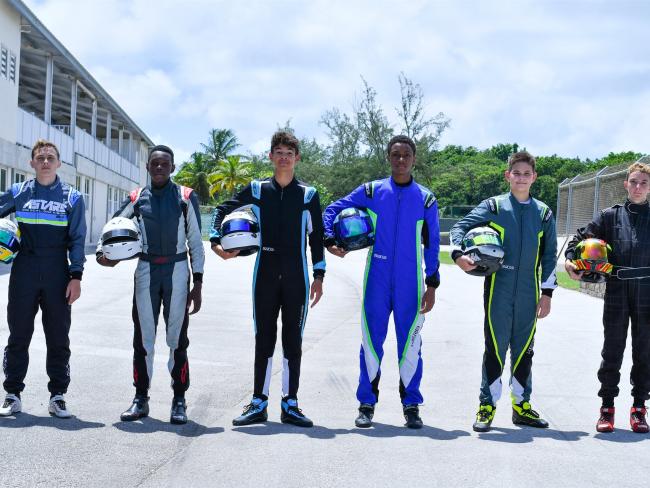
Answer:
top-left (232, 397), bottom-right (268, 426)
top-left (355, 403), bottom-right (375, 428)
top-left (512, 401), bottom-right (549, 428)
top-left (280, 397), bottom-right (313, 428)
top-left (120, 395), bottom-right (150, 421)
top-left (170, 396), bottom-right (188, 425)
top-left (403, 404), bottom-right (423, 429)
top-left (473, 403), bottom-right (496, 432)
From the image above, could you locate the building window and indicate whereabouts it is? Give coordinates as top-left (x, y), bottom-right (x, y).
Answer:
top-left (13, 171), bottom-right (25, 184)
top-left (0, 46), bottom-right (7, 79)
top-left (9, 52), bottom-right (16, 83)
top-left (0, 168), bottom-right (6, 192)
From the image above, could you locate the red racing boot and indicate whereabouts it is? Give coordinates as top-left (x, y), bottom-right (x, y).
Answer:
top-left (596, 407), bottom-right (615, 433)
top-left (630, 407), bottom-right (649, 434)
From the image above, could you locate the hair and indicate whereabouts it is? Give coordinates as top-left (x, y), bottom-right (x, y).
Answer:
top-left (270, 131), bottom-right (300, 154)
top-left (507, 151), bottom-right (536, 171)
top-left (31, 139), bottom-right (60, 160)
top-left (386, 135), bottom-right (416, 155)
top-left (626, 162), bottom-right (650, 180)
top-left (148, 144), bottom-right (174, 163)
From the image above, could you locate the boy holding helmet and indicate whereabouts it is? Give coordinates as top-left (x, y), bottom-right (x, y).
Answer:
top-left (450, 150), bottom-right (557, 433)
top-left (323, 135), bottom-right (440, 429)
top-left (565, 161), bottom-right (650, 433)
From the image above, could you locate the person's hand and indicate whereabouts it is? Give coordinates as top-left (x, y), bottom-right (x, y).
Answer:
top-left (537, 295), bottom-right (551, 319)
top-left (310, 278), bottom-right (323, 308)
top-left (326, 245), bottom-right (348, 258)
top-left (211, 243), bottom-right (239, 260)
top-left (66, 279), bottom-right (81, 305)
top-left (420, 287), bottom-right (436, 314)
top-left (187, 282), bottom-right (202, 314)
top-left (97, 254), bottom-right (118, 267)
top-left (455, 254), bottom-right (477, 273)
top-left (564, 260), bottom-right (583, 281)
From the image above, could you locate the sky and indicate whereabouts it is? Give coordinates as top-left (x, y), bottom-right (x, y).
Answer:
top-left (24, 0), bottom-right (650, 164)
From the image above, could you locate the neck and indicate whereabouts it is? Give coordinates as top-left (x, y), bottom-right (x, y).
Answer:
top-left (511, 190), bottom-right (530, 203)
top-left (274, 170), bottom-right (294, 188)
top-left (392, 174), bottom-right (412, 185)
top-left (152, 179), bottom-right (170, 189)
top-left (36, 175), bottom-right (56, 186)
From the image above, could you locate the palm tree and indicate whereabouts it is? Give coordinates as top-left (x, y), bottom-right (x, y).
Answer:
top-left (208, 155), bottom-right (254, 197)
top-left (173, 152), bottom-right (213, 205)
top-left (202, 129), bottom-right (240, 165)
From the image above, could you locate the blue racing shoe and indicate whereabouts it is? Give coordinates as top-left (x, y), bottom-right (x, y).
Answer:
top-left (280, 397), bottom-right (313, 428)
top-left (233, 397), bottom-right (268, 426)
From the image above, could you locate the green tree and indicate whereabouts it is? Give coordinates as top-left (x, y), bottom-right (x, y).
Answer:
top-left (172, 152), bottom-right (214, 205)
top-left (208, 155), bottom-right (254, 198)
top-left (202, 129), bottom-right (240, 165)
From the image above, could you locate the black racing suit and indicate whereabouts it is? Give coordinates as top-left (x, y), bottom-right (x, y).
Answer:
top-left (210, 177), bottom-right (325, 399)
top-left (0, 177), bottom-right (86, 395)
top-left (98, 181), bottom-right (204, 396)
top-left (566, 200), bottom-right (650, 402)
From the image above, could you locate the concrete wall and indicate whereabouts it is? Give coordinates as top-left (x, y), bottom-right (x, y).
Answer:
top-left (0, 1), bottom-right (21, 143)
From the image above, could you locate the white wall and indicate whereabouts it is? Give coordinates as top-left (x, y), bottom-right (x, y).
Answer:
top-left (0, 1), bottom-right (21, 143)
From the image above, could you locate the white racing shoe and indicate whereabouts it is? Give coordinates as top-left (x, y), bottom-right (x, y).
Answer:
top-left (48, 394), bottom-right (73, 418)
top-left (0, 394), bottom-right (22, 416)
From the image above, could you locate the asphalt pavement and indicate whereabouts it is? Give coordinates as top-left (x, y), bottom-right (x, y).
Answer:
top-left (0, 243), bottom-right (645, 488)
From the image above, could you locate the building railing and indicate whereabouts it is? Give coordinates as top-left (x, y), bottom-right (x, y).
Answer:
top-left (16, 108), bottom-right (74, 164)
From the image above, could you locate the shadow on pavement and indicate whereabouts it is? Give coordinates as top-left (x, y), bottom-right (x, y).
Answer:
top-left (113, 418), bottom-right (224, 437)
top-left (233, 421), bottom-right (470, 440)
top-left (477, 426), bottom-right (589, 443)
top-left (0, 412), bottom-right (104, 430)
top-left (594, 431), bottom-right (649, 443)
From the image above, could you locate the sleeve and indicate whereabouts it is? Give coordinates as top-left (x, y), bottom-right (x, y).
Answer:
top-left (67, 192), bottom-right (87, 280)
top-left (540, 209), bottom-right (558, 297)
top-left (0, 185), bottom-right (16, 218)
top-left (322, 184), bottom-right (369, 247)
top-left (308, 190), bottom-right (326, 279)
top-left (95, 195), bottom-right (135, 256)
top-left (423, 199), bottom-right (441, 288)
top-left (186, 190), bottom-right (205, 281)
top-left (449, 200), bottom-right (493, 261)
top-left (565, 212), bottom-right (605, 260)
top-left (209, 184), bottom-right (255, 244)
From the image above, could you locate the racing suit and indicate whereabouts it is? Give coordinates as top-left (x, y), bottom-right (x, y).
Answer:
top-left (0, 177), bottom-right (86, 394)
top-left (565, 200), bottom-right (650, 402)
top-left (100, 180), bottom-right (204, 396)
top-left (210, 177), bottom-right (325, 399)
top-left (450, 193), bottom-right (557, 405)
top-left (322, 177), bottom-right (440, 406)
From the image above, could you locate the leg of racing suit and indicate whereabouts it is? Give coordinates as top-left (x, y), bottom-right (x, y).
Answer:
top-left (279, 262), bottom-right (307, 399)
top-left (630, 281), bottom-right (650, 402)
top-left (509, 292), bottom-right (537, 404)
top-left (162, 261), bottom-right (190, 396)
top-left (598, 282), bottom-right (630, 400)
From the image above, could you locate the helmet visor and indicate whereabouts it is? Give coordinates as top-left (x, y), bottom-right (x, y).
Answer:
top-left (337, 215), bottom-right (372, 239)
top-left (464, 232), bottom-right (501, 248)
top-left (578, 240), bottom-right (608, 260)
top-left (222, 219), bottom-right (258, 234)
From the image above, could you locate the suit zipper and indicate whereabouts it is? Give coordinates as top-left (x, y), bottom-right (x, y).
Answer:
top-left (392, 188), bottom-right (402, 291)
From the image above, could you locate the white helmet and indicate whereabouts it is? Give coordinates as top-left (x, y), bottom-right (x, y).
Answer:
top-left (0, 218), bottom-right (21, 264)
top-left (101, 217), bottom-right (142, 261)
top-left (221, 208), bottom-right (260, 256)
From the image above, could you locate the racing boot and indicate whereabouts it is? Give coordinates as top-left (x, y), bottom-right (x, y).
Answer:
top-left (473, 403), bottom-right (496, 432)
top-left (48, 394), bottom-right (72, 419)
top-left (512, 401), bottom-right (548, 428)
top-left (630, 407), bottom-right (649, 434)
top-left (120, 394), bottom-right (150, 421)
top-left (170, 396), bottom-right (188, 425)
top-left (355, 403), bottom-right (375, 428)
top-left (0, 394), bottom-right (22, 417)
top-left (280, 397), bottom-right (313, 427)
top-left (403, 404), bottom-right (423, 429)
top-left (596, 407), bottom-right (615, 433)
top-left (232, 396), bottom-right (268, 426)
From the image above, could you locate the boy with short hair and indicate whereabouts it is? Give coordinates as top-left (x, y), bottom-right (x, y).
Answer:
top-left (450, 151), bottom-right (557, 432)
top-left (565, 161), bottom-right (650, 433)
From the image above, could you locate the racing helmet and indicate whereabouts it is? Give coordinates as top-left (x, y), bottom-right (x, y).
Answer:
top-left (101, 217), bottom-right (142, 261)
top-left (461, 226), bottom-right (505, 277)
top-left (333, 207), bottom-right (375, 251)
top-left (0, 218), bottom-right (21, 264)
top-left (572, 238), bottom-right (613, 283)
top-left (220, 208), bottom-right (260, 256)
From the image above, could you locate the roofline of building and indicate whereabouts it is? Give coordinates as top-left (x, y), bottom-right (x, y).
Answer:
top-left (7, 0), bottom-right (155, 146)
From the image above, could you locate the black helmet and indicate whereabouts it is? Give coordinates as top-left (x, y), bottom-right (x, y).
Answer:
top-left (333, 207), bottom-right (375, 251)
top-left (461, 226), bottom-right (505, 277)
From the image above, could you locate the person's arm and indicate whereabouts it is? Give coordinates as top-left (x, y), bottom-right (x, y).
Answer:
top-left (66, 191), bottom-right (87, 305)
top-left (564, 212), bottom-right (605, 279)
top-left (210, 184), bottom-right (255, 259)
top-left (307, 190), bottom-right (325, 308)
top-left (449, 200), bottom-right (493, 271)
top-left (322, 184), bottom-right (369, 256)
top-left (421, 197), bottom-right (440, 313)
top-left (0, 185), bottom-right (17, 218)
top-left (537, 208), bottom-right (557, 319)
top-left (185, 190), bottom-right (204, 314)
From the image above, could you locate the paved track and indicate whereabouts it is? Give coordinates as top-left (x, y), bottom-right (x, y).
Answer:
top-left (0, 243), bottom-right (645, 487)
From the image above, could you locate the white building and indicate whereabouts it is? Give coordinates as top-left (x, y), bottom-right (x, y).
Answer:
top-left (0, 0), bottom-right (153, 246)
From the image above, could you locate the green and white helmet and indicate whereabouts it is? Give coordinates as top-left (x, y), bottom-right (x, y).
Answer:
top-left (461, 226), bottom-right (505, 277)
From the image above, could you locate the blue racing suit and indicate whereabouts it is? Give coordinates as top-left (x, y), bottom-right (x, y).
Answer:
top-left (450, 193), bottom-right (557, 406)
top-left (323, 177), bottom-right (440, 406)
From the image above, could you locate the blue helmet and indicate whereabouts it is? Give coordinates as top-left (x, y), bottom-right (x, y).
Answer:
top-left (333, 207), bottom-right (375, 251)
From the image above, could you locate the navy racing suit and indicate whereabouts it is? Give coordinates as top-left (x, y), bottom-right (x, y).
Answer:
top-left (210, 177), bottom-right (325, 400)
top-left (323, 177), bottom-right (440, 406)
top-left (450, 193), bottom-right (557, 406)
top-left (0, 177), bottom-right (86, 395)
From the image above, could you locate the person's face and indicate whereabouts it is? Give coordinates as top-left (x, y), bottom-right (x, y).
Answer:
top-left (388, 142), bottom-right (415, 178)
top-left (505, 162), bottom-right (537, 194)
top-left (147, 151), bottom-right (174, 186)
top-left (624, 170), bottom-right (650, 204)
top-left (30, 146), bottom-right (61, 181)
top-left (269, 144), bottom-right (300, 172)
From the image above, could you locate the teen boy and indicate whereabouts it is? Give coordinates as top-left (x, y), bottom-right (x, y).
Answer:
top-left (565, 161), bottom-right (650, 433)
top-left (450, 151), bottom-right (557, 432)
top-left (323, 135), bottom-right (440, 429)
top-left (210, 131), bottom-right (325, 428)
